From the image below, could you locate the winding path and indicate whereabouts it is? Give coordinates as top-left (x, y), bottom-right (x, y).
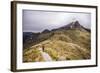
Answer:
top-left (39, 48), bottom-right (52, 61)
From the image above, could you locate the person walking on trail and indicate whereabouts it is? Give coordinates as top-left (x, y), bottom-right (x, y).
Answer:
top-left (38, 45), bottom-right (52, 61)
top-left (42, 45), bottom-right (45, 52)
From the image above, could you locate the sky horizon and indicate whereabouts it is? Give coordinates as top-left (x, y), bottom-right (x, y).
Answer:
top-left (23, 10), bottom-right (91, 32)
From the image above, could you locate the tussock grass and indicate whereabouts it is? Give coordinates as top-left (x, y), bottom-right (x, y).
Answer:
top-left (23, 29), bottom-right (91, 62)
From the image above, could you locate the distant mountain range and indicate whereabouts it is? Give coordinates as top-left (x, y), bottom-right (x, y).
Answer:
top-left (23, 21), bottom-right (91, 62)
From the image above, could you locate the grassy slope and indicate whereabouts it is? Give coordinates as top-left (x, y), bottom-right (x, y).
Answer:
top-left (23, 28), bottom-right (91, 62)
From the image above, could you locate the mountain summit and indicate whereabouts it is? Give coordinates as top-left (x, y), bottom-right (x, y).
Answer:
top-left (59, 21), bottom-right (84, 29)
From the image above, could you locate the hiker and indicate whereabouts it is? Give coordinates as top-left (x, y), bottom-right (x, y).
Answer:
top-left (42, 45), bottom-right (45, 52)
top-left (38, 45), bottom-right (52, 61)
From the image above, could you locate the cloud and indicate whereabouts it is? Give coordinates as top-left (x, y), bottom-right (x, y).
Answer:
top-left (23, 10), bottom-right (91, 32)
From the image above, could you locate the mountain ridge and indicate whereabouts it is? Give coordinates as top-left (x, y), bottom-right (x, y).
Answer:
top-left (23, 21), bottom-right (90, 50)
top-left (51, 21), bottom-right (90, 32)
top-left (23, 21), bottom-right (91, 62)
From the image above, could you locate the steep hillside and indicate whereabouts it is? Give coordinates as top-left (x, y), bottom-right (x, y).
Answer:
top-left (23, 21), bottom-right (91, 62)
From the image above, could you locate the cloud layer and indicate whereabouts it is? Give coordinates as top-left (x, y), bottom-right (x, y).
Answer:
top-left (23, 10), bottom-right (91, 32)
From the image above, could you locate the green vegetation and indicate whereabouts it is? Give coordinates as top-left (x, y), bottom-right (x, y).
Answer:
top-left (23, 28), bottom-right (91, 62)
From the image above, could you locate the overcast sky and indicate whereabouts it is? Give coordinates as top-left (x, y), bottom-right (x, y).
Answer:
top-left (23, 10), bottom-right (91, 32)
